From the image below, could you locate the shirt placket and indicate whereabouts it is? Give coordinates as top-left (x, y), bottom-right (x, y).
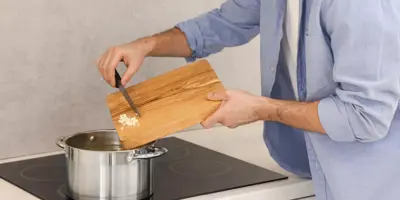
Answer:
top-left (297, 0), bottom-right (307, 101)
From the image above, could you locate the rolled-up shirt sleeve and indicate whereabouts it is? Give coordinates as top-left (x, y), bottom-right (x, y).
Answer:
top-left (318, 0), bottom-right (400, 142)
top-left (175, 0), bottom-right (260, 61)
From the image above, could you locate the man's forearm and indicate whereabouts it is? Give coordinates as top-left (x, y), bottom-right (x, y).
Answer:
top-left (139, 27), bottom-right (192, 58)
top-left (258, 98), bottom-right (326, 134)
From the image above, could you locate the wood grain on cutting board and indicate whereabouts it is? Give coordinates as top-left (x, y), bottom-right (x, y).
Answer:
top-left (106, 59), bottom-right (225, 149)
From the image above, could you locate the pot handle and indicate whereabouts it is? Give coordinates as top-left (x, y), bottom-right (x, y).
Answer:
top-left (126, 147), bottom-right (168, 163)
top-left (56, 136), bottom-right (66, 149)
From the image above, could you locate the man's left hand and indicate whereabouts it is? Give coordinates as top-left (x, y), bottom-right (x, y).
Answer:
top-left (201, 89), bottom-right (275, 129)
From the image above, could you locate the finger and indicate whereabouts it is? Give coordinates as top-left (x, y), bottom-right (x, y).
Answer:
top-left (201, 113), bottom-right (222, 129)
top-left (201, 103), bottom-right (226, 129)
top-left (106, 52), bottom-right (124, 87)
top-left (98, 52), bottom-right (113, 86)
top-left (97, 55), bottom-right (107, 81)
top-left (207, 90), bottom-right (229, 101)
top-left (121, 62), bottom-right (139, 86)
top-left (95, 56), bottom-right (101, 66)
top-left (103, 51), bottom-right (116, 86)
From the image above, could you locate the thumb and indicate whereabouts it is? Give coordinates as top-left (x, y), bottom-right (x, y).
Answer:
top-left (121, 66), bottom-right (138, 86)
top-left (207, 91), bottom-right (229, 101)
top-left (121, 57), bottom-right (144, 86)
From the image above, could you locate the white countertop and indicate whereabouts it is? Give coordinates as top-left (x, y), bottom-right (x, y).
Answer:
top-left (0, 122), bottom-right (315, 200)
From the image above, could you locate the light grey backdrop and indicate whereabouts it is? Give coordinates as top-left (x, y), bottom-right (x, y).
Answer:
top-left (0, 0), bottom-right (261, 159)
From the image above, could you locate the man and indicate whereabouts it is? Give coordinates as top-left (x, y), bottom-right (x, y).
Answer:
top-left (97, 1), bottom-right (400, 199)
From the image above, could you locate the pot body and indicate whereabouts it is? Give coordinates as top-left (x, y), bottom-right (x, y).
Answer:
top-left (57, 130), bottom-right (167, 200)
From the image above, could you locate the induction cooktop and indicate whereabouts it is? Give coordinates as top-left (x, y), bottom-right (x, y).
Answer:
top-left (0, 137), bottom-right (287, 200)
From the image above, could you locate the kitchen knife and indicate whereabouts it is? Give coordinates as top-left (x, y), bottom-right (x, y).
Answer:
top-left (114, 69), bottom-right (141, 117)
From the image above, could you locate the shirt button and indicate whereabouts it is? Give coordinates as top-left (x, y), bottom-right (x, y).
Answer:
top-left (270, 67), bottom-right (275, 72)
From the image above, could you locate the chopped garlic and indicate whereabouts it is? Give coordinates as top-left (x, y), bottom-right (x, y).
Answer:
top-left (118, 114), bottom-right (139, 127)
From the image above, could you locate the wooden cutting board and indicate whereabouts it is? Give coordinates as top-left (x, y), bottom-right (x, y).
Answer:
top-left (106, 59), bottom-right (225, 149)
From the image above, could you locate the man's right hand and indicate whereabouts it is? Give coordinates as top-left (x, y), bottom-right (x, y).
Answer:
top-left (96, 27), bottom-right (192, 87)
top-left (96, 38), bottom-right (155, 87)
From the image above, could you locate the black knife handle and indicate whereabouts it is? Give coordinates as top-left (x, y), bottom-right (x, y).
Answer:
top-left (114, 69), bottom-right (122, 88)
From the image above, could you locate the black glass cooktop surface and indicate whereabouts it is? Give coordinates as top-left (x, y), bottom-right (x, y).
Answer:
top-left (0, 137), bottom-right (287, 200)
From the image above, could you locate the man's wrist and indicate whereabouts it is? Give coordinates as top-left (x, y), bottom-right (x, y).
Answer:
top-left (136, 27), bottom-right (191, 58)
top-left (251, 95), bottom-right (325, 133)
top-left (254, 97), bottom-right (280, 122)
top-left (137, 36), bottom-right (157, 56)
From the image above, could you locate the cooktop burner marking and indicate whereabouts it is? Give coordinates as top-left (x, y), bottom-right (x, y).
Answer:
top-left (168, 160), bottom-right (232, 177)
top-left (164, 145), bottom-right (190, 160)
top-left (20, 164), bottom-right (65, 182)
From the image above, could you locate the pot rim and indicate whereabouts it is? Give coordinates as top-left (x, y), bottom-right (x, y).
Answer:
top-left (56, 129), bottom-right (158, 153)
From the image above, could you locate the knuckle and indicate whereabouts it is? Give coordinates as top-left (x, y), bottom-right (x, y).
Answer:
top-left (228, 124), bottom-right (237, 129)
top-left (109, 46), bottom-right (118, 52)
top-left (110, 46), bottom-right (122, 54)
top-left (220, 118), bottom-right (228, 126)
top-left (225, 122), bottom-right (233, 128)
top-left (226, 122), bottom-right (236, 128)
top-left (103, 74), bottom-right (110, 81)
top-left (222, 119), bottom-right (236, 129)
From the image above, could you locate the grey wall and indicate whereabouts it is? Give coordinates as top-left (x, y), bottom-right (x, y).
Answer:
top-left (0, 0), bottom-right (261, 159)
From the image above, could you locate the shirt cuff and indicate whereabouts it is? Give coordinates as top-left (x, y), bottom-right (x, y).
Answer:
top-left (175, 19), bottom-right (204, 62)
top-left (318, 96), bottom-right (356, 142)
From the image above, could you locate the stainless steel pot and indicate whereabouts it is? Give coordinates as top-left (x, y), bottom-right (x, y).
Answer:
top-left (56, 129), bottom-right (167, 200)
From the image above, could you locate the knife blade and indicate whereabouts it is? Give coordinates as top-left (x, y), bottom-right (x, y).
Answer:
top-left (114, 69), bottom-right (141, 117)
